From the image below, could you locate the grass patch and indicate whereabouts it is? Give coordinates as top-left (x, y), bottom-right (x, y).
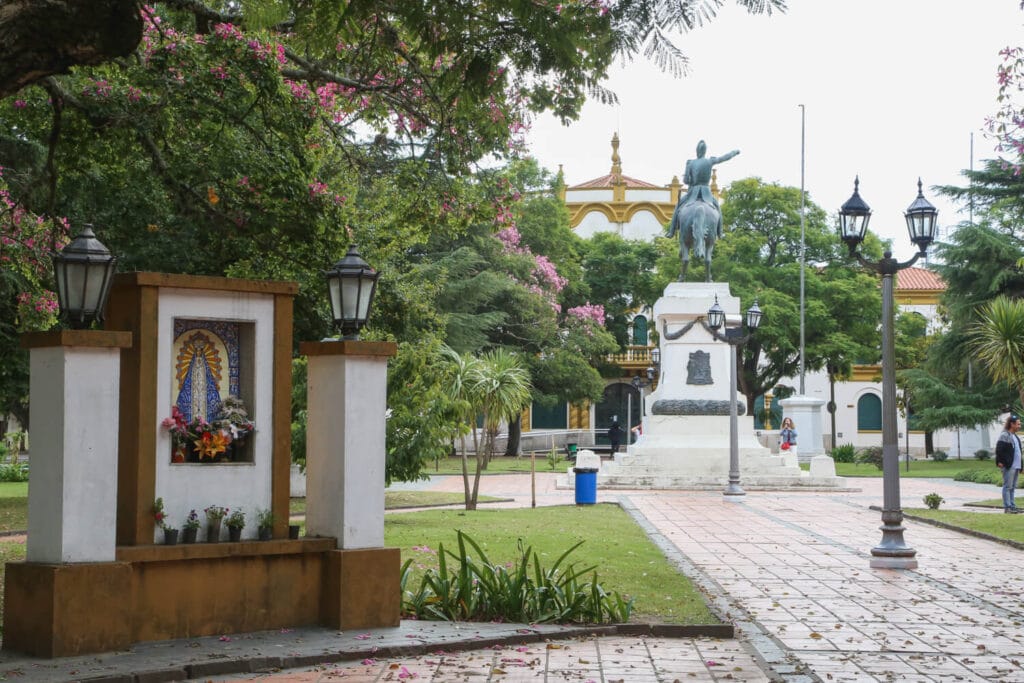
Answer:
top-left (834, 459), bottom-right (996, 478)
top-left (0, 483), bottom-right (28, 533)
top-left (289, 492), bottom-right (504, 517)
top-left (424, 456), bottom-right (566, 475)
top-left (904, 507), bottom-right (1024, 544)
top-left (966, 499), bottom-right (1003, 508)
top-left (386, 504), bottom-right (716, 624)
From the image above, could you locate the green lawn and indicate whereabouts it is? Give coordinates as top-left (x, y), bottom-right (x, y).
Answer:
top-left (832, 459), bottom-right (996, 478)
top-left (386, 504), bottom-right (716, 624)
top-left (0, 483), bottom-right (28, 533)
top-left (904, 507), bottom-right (1024, 544)
top-left (289, 491), bottom-right (503, 517)
top-left (424, 455), bottom-right (570, 475)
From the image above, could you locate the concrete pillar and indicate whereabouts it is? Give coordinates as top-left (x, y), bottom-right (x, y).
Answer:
top-left (300, 340), bottom-right (396, 549)
top-left (780, 394), bottom-right (827, 463)
top-left (21, 330), bottom-right (131, 563)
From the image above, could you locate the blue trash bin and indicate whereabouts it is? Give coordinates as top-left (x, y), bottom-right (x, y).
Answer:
top-left (573, 468), bottom-right (598, 505)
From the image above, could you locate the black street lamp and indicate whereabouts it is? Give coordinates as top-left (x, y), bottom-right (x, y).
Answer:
top-left (52, 224), bottom-right (117, 329)
top-left (703, 296), bottom-right (763, 498)
top-left (325, 244), bottom-right (380, 340)
top-left (839, 177), bottom-right (938, 570)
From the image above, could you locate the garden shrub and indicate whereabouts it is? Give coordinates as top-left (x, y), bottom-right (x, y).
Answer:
top-left (952, 468), bottom-right (1021, 487)
top-left (401, 530), bottom-right (633, 624)
top-left (855, 446), bottom-right (884, 470)
top-left (932, 450), bottom-right (948, 462)
top-left (922, 492), bottom-right (944, 510)
top-left (0, 463), bottom-right (28, 482)
top-left (831, 443), bottom-right (856, 463)
top-left (975, 449), bottom-right (992, 461)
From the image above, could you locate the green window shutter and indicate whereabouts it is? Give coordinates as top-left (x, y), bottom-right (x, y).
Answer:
top-left (857, 394), bottom-right (882, 431)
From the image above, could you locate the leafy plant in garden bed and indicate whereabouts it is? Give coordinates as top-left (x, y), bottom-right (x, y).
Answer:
top-left (400, 530), bottom-right (633, 624)
top-left (830, 444), bottom-right (856, 463)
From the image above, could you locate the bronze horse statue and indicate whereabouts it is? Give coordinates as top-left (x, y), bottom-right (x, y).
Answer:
top-left (667, 199), bottom-right (721, 282)
top-left (666, 141), bottom-right (739, 282)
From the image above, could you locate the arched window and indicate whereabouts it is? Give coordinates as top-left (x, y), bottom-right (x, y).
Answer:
top-left (632, 315), bottom-right (648, 346)
top-left (857, 394), bottom-right (882, 431)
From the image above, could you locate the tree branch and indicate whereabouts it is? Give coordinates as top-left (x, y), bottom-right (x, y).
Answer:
top-left (0, 0), bottom-right (143, 99)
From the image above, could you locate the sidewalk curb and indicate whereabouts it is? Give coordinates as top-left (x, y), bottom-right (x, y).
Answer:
top-left (73, 623), bottom-right (733, 683)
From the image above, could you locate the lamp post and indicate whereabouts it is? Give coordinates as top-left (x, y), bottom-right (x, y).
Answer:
top-left (324, 244), bottom-right (380, 340)
top-left (839, 177), bottom-right (938, 570)
top-left (52, 224), bottom-right (117, 329)
top-left (703, 296), bottom-right (763, 498)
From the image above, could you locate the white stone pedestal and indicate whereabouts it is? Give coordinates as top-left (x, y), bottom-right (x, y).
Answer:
top-left (23, 330), bottom-right (130, 563)
top-left (302, 340), bottom-right (396, 549)
top-left (596, 283), bottom-right (843, 489)
top-left (780, 394), bottom-right (827, 463)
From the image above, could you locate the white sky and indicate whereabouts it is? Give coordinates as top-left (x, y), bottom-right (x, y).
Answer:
top-left (525, 0), bottom-right (1024, 260)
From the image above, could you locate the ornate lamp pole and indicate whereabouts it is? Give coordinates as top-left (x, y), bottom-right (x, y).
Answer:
top-left (839, 177), bottom-right (938, 570)
top-left (703, 297), bottom-right (764, 498)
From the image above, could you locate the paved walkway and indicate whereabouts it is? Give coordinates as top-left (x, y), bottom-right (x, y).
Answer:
top-left (4, 471), bottom-right (1023, 682)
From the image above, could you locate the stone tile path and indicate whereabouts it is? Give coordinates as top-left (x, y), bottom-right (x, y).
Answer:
top-left (199, 472), bottom-right (1024, 682)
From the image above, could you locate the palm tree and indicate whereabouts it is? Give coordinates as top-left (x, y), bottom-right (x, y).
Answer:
top-left (440, 346), bottom-right (481, 507)
top-left (442, 346), bottom-right (532, 510)
top-left (969, 296), bottom-right (1024, 407)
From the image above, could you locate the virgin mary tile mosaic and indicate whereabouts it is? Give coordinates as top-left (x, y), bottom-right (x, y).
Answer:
top-left (165, 319), bottom-right (252, 463)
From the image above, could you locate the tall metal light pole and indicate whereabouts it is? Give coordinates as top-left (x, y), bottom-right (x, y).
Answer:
top-left (839, 177), bottom-right (938, 570)
top-left (704, 297), bottom-right (764, 499)
top-left (798, 104), bottom-right (807, 393)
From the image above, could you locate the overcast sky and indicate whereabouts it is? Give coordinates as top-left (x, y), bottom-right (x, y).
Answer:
top-left (525, 0), bottom-right (1023, 260)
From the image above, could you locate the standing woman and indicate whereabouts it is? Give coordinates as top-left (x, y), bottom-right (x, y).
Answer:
top-left (995, 414), bottom-right (1023, 513)
top-left (779, 417), bottom-right (797, 451)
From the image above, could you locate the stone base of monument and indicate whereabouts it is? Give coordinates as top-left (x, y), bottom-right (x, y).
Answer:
top-left (557, 280), bottom-right (847, 491)
top-left (559, 415), bottom-right (846, 490)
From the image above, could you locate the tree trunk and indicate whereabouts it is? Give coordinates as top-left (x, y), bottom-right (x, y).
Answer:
top-left (459, 434), bottom-right (472, 510)
top-left (504, 415), bottom-right (521, 457)
top-left (0, 0), bottom-right (144, 99)
top-left (925, 430), bottom-right (934, 457)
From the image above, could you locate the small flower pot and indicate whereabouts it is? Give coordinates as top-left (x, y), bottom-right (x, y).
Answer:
top-left (258, 526), bottom-right (273, 541)
top-left (182, 527), bottom-right (198, 544)
top-left (163, 528), bottom-right (179, 546)
top-left (206, 520), bottom-right (222, 543)
top-left (288, 524), bottom-right (300, 540)
top-left (228, 526), bottom-right (243, 542)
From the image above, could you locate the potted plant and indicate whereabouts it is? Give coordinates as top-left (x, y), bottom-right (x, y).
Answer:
top-left (225, 508), bottom-right (246, 542)
top-left (204, 505), bottom-right (228, 543)
top-left (153, 497), bottom-right (178, 545)
top-left (256, 508), bottom-right (274, 541)
top-left (182, 509), bottom-right (201, 543)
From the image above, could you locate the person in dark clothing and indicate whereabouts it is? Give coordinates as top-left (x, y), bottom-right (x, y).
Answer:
top-left (995, 414), bottom-right (1023, 513)
top-left (607, 420), bottom-right (624, 453)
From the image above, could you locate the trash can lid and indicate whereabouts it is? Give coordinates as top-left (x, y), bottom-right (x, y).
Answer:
top-left (574, 449), bottom-right (601, 471)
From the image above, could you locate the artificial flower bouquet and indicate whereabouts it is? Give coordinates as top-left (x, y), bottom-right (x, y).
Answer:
top-left (161, 397), bottom-right (255, 463)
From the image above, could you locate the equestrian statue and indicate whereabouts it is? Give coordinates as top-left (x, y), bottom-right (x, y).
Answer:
top-left (666, 140), bottom-right (739, 282)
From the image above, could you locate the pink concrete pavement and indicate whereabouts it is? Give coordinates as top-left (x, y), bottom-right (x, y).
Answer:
top-left (202, 471), bottom-right (1023, 682)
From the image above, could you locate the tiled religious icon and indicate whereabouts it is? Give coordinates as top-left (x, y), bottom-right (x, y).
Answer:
top-left (164, 319), bottom-right (252, 463)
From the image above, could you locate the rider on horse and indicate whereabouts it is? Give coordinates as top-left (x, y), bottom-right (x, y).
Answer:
top-left (667, 140), bottom-right (739, 281)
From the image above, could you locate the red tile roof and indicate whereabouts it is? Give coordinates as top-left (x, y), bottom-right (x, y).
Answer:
top-left (897, 267), bottom-right (944, 290)
top-left (568, 174), bottom-right (662, 190)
